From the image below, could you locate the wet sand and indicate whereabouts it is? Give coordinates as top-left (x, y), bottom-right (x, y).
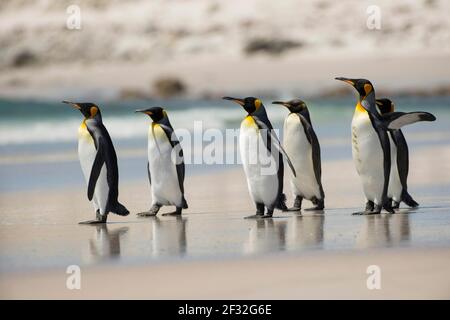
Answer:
top-left (0, 144), bottom-right (449, 299)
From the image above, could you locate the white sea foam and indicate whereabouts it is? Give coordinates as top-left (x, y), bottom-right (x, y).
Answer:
top-left (0, 107), bottom-right (246, 145)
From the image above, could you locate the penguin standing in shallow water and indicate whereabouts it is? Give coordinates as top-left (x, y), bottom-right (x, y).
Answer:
top-left (136, 107), bottom-right (188, 216)
top-left (272, 99), bottom-right (325, 211)
top-left (63, 101), bottom-right (129, 224)
top-left (222, 97), bottom-right (294, 218)
top-left (376, 98), bottom-right (419, 209)
top-left (334, 78), bottom-right (435, 215)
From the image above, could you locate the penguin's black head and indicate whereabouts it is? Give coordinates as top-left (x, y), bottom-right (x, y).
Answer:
top-left (335, 77), bottom-right (374, 98)
top-left (376, 98), bottom-right (395, 114)
top-left (135, 106), bottom-right (166, 122)
top-left (63, 101), bottom-right (100, 119)
top-left (222, 96), bottom-right (262, 114)
top-left (272, 99), bottom-right (307, 113)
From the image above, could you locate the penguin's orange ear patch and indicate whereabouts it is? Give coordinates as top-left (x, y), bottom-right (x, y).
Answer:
top-left (390, 103), bottom-right (395, 112)
top-left (90, 106), bottom-right (98, 117)
top-left (254, 99), bottom-right (261, 109)
top-left (364, 84), bottom-right (372, 95)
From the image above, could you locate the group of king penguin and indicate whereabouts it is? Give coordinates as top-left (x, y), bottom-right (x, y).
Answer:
top-left (63, 77), bottom-right (436, 224)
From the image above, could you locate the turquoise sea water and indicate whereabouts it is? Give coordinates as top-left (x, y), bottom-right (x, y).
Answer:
top-left (0, 96), bottom-right (449, 193)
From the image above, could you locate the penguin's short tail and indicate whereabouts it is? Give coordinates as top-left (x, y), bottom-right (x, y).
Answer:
top-left (181, 196), bottom-right (188, 209)
top-left (402, 190), bottom-right (419, 208)
top-left (111, 202), bottom-right (130, 216)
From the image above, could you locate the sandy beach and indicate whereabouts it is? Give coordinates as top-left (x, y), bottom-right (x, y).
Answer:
top-left (0, 143), bottom-right (449, 299)
top-left (1, 0), bottom-right (450, 301)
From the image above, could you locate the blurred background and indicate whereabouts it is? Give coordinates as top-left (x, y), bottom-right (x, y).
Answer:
top-left (0, 0), bottom-right (449, 192)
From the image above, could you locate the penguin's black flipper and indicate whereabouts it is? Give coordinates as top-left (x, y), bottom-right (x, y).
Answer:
top-left (391, 130), bottom-right (409, 189)
top-left (391, 129), bottom-right (418, 208)
top-left (254, 117), bottom-right (297, 177)
top-left (159, 122), bottom-right (185, 194)
top-left (382, 111), bottom-right (436, 130)
top-left (87, 144), bottom-right (105, 201)
top-left (300, 115), bottom-right (325, 200)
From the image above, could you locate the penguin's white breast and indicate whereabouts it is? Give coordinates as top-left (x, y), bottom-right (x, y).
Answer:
top-left (148, 124), bottom-right (182, 205)
top-left (239, 116), bottom-right (278, 205)
top-left (78, 121), bottom-right (96, 182)
top-left (283, 114), bottom-right (320, 199)
top-left (351, 109), bottom-right (385, 201)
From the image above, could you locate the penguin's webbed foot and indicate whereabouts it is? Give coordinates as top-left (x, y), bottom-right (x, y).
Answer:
top-left (137, 211), bottom-right (158, 217)
top-left (161, 207), bottom-right (182, 216)
top-left (263, 209), bottom-right (274, 218)
top-left (78, 219), bottom-right (107, 225)
top-left (287, 196), bottom-right (303, 212)
top-left (244, 213), bottom-right (265, 219)
top-left (275, 193), bottom-right (289, 212)
top-left (137, 204), bottom-right (161, 217)
top-left (304, 206), bottom-right (324, 212)
top-left (382, 203), bottom-right (395, 214)
top-left (352, 210), bottom-right (380, 215)
top-left (79, 211), bottom-right (107, 224)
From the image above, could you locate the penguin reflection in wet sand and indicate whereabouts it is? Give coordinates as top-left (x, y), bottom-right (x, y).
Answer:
top-left (222, 97), bottom-right (295, 218)
top-left (376, 98), bottom-right (419, 209)
top-left (136, 107), bottom-right (188, 216)
top-left (334, 78), bottom-right (435, 215)
top-left (273, 99), bottom-right (325, 211)
top-left (63, 101), bottom-right (129, 224)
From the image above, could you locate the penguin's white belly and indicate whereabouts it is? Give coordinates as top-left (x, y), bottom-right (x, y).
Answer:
top-left (78, 123), bottom-right (109, 214)
top-left (283, 115), bottom-right (321, 200)
top-left (239, 117), bottom-right (279, 208)
top-left (148, 125), bottom-right (182, 207)
top-left (351, 111), bottom-right (384, 204)
top-left (388, 134), bottom-right (402, 201)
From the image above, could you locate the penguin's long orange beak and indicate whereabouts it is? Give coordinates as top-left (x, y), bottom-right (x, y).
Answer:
top-left (335, 77), bottom-right (355, 86)
top-left (62, 100), bottom-right (81, 110)
top-left (222, 96), bottom-right (245, 106)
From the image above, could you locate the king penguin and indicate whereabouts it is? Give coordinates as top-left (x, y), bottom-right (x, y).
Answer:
top-left (272, 99), bottom-right (325, 211)
top-left (334, 78), bottom-right (435, 215)
top-left (135, 107), bottom-right (188, 216)
top-left (63, 101), bottom-right (129, 224)
top-left (222, 96), bottom-right (295, 218)
top-left (376, 98), bottom-right (419, 209)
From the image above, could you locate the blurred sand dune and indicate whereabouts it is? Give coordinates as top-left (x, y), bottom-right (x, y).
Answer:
top-left (0, 0), bottom-right (449, 99)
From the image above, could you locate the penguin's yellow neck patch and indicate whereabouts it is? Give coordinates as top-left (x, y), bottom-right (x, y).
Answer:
top-left (150, 123), bottom-right (167, 139)
top-left (242, 115), bottom-right (257, 128)
top-left (78, 120), bottom-right (93, 142)
top-left (355, 101), bottom-right (367, 115)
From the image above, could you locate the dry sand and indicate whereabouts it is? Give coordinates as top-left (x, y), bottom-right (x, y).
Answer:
top-left (2, 248), bottom-right (450, 299)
